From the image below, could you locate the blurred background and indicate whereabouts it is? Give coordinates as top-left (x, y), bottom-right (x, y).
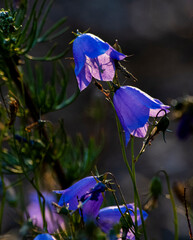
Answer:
top-left (49, 1), bottom-right (193, 239)
top-left (2, 0), bottom-right (193, 239)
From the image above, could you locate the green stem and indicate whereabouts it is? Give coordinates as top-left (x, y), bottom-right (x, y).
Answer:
top-left (112, 101), bottom-right (147, 239)
top-left (12, 128), bottom-right (48, 232)
top-left (159, 170), bottom-right (178, 240)
top-left (131, 136), bottom-right (138, 229)
top-left (108, 182), bottom-right (136, 235)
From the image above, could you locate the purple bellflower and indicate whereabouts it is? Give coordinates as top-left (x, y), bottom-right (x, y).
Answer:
top-left (113, 86), bottom-right (170, 145)
top-left (33, 233), bottom-right (56, 240)
top-left (53, 176), bottom-right (105, 222)
top-left (26, 191), bottom-right (65, 233)
top-left (73, 33), bottom-right (126, 91)
top-left (97, 203), bottom-right (148, 240)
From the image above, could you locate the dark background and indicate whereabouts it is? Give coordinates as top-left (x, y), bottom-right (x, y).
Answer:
top-left (48, 1), bottom-right (193, 239)
top-left (3, 0), bottom-right (193, 239)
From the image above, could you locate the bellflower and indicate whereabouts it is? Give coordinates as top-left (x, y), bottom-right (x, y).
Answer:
top-left (26, 191), bottom-right (65, 233)
top-left (73, 33), bottom-right (126, 91)
top-left (34, 233), bottom-right (56, 240)
top-left (97, 203), bottom-right (148, 240)
top-left (113, 85), bottom-right (170, 145)
top-left (53, 176), bottom-right (105, 222)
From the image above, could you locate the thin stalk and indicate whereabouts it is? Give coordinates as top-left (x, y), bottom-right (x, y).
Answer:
top-left (108, 183), bottom-right (136, 236)
top-left (131, 136), bottom-right (138, 229)
top-left (12, 128), bottom-right (48, 232)
top-left (184, 188), bottom-right (193, 240)
top-left (111, 100), bottom-right (148, 239)
top-left (159, 170), bottom-right (178, 240)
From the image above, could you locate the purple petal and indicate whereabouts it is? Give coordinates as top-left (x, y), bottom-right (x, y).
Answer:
top-left (113, 86), bottom-right (170, 144)
top-left (26, 192), bottom-right (65, 233)
top-left (76, 63), bottom-right (92, 91)
top-left (125, 130), bottom-right (131, 146)
top-left (97, 204), bottom-right (148, 234)
top-left (81, 193), bottom-right (104, 222)
top-left (73, 33), bottom-right (127, 91)
top-left (108, 46), bottom-right (126, 60)
top-left (113, 87), bottom-right (150, 131)
top-left (125, 231), bottom-right (136, 240)
top-left (131, 123), bottom-right (149, 139)
top-left (34, 233), bottom-right (56, 240)
top-left (86, 54), bottom-right (115, 81)
top-left (73, 33), bottom-right (109, 76)
top-left (53, 176), bottom-right (97, 210)
top-left (149, 106), bottom-right (170, 117)
top-left (115, 86), bottom-right (167, 111)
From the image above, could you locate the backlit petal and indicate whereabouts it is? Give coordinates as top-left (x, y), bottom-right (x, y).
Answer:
top-left (97, 204), bottom-right (148, 234)
top-left (108, 46), bottom-right (126, 60)
top-left (113, 85), bottom-right (170, 144)
top-left (131, 123), bottom-right (149, 139)
top-left (86, 54), bottom-right (115, 81)
top-left (76, 64), bottom-right (92, 91)
top-left (73, 33), bottom-right (109, 76)
top-left (53, 176), bottom-right (97, 210)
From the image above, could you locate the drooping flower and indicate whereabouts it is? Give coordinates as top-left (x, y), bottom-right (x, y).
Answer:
top-left (73, 33), bottom-right (126, 91)
top-left (33, 233), bottom-right (56, 240)
top-left (113, 85), bottom-right (170, 145)
top-left (53, 176), bottom-right (105, 222)
top-left (26, 191), bottom-right (65, 233)
top-left (97, 204), bottom-right (148, 240)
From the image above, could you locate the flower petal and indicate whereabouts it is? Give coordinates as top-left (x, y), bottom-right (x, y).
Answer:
top-left (97, 204), bottom-right (148, 234)
top-left (86, 54), bottom-right (115, 81)
top-left (131, 122), bottom-right (149, 139)
top-left (113, 85), bottom-right (170, 144)
top-left (34, 233), bottom-right (56, 240)
top-left (76, 64), bottom-right (92, 91)
top-left (73, 33), bottom-right (109, 76)
top-left (26, 191), bottom-right (65, 233)
top-left (113, 87), bottom-right (150, 131)
top-left (108, 46), bottom-right (126, 60)
top-left (81, 193), bottom-right (104, 222)
top-left (53, 176), bottom-right (97, 210)
top-left (117, 86), bottom-right (167, 110)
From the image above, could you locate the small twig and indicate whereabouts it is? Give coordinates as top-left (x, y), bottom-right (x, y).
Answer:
top-left (184, 188), bottom-right (193, 240)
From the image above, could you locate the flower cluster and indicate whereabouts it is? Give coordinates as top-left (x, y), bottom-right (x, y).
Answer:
top-left (73, 33), bottom-right (170, 144)
top-left (53, 176), bottom-right (148, 239)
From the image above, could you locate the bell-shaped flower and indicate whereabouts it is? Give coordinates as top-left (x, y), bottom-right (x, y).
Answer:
top-left (26, 191), bottom-right (65, 233)
top-left (73, 33), bottom-right (126, 91)
top-left (97, 203), bottom-right (148, 240)
top-left (33, 233), bottom-right (56, 240)
top-left (113, 85), bottom-right (170, 145)
top-left (53, 176), bottom-right (105, 222)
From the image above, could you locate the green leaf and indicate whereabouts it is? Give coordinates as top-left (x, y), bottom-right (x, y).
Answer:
top-left (25, 47), bottom-right (69, 61)
top-left (37, 17), bottom-right (68, 42)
